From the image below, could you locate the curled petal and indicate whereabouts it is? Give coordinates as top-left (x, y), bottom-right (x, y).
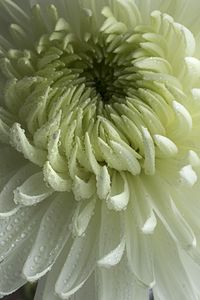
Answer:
top-left (14, 172), bottom-right (53, 206)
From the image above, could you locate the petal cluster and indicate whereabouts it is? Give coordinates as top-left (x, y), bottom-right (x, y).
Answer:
top-left (0, 0), bottom-right (200, 299)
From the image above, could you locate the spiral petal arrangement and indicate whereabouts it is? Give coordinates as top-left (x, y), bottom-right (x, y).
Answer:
top-left (1, 0), bottom-right (200, 299)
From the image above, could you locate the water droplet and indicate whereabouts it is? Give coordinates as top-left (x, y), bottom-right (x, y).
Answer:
top-left (39, 246), bottom-right (45, 252)
top-left (21, 233), bottom-right (26, 239)
top-left (34, 256), bottom-right (39, 263)
top-left (6, 224), bottom-right (13, 231)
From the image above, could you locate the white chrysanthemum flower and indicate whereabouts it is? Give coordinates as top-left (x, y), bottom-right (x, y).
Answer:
top-left (1, 0), bottom-right (200, 299)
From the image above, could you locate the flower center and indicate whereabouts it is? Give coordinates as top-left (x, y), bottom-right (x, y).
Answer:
top-left (36, 31), bottom-right (131, 107)
top-left (83, 58), bottom-right (117, 103)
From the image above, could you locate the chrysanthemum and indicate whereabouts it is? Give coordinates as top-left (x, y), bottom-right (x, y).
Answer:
top-left (1, 0), bottom-right (200, 299)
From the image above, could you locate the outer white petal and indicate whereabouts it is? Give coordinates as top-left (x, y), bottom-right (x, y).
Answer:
top-left (179, 249), bottom-right (200, 296)
top-left (135, 0), bottom-right (200, 38)
top-left (69, 273), bottom-right (96, 300)
top-left (23, 193), bottom-right (74, 282)
top-left (0, 202), bottom-right (49, 297)
top-left (0, 231), bottom-right (33, 297)
top-left (143, 175), bottom-right (196, 251)
top-left (98, 202), bottom-right (124, 268)
top-left (129, 176), bottom-right (157, 235)
top-left (34, 239), bottom-right (73, 300)
top-left (0, 0), bottom-right (31, 38)
top-left (0, 201), bottom-right (49, 263)
top-left (55, 210), bottom-right (100, 299)
top-left (35, 252), bottom-right (96, 300)
top-left (98, 237), bottom-right (125, 268)
top-left (34, 277), bottom-right (61, 300)
top-left (72, 197), bottom-right (96, 236)
top-left (124, 198), bottom-right (154, 286)
top-left (153, 221), bottom-right (198, 300)
top-left (97, 256), bottom-right (148, 300)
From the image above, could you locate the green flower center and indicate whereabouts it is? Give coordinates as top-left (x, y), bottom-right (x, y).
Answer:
top-left (38, 34), bottom-right (129, 105)
top-left (83, 58), bottom-right (119, 102)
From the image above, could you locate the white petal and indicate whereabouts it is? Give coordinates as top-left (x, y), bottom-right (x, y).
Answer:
top-left (128, 176), bottom-right (157, 235)
top-left (10, 123), bottom-right (47, 167)
top-left (179, 249), bottom-right (200, 295)
top-left (154, 134), bottom-right (178, 157)
top-left (96, 166), bottom-right (111, 200)
top-left (37, 253), bottom-right (96, 300)
top-left (69, 272), bottom-right (96, 300)
top-left (14, 171), bottom-right (53, 206)
top-left (36, 239), bottom-right (73, 300)
top-left (23, 193), bottom-right (74, 282)
top-left (84, 132), bottom-right (100, 174)
top-left (98, 236), bottom-right (125, 268)
top-left (0, 232), bottom-right (32, 297)
top-left (73, 175), bottom-right (95, 201)
top-left (125, 199), bottom-right (154, 286)
top-left (85, 137), bottom-right (111, 201)
top-left (191, 88), bottom-right (200, 103)
top-left (179, 165), bottom-right (197, 187)
top-left (172, 101), bottom-right (193, 135)
top-left (134, 57), bottom-right (172, 74)
top-left (97, 256), bottom-right (148, 300)
top-left (0, 202), bottom-right (48, 263)
top-left (43, 161), bottom-right (72, 192)
top-left (107, 172), bottom-right (130, 211)
top-left (141, 211), bottom-right (157, 234)
top-left (55, 211), bottom-right (99, 299)
top-left (0, 201), bottom-right (49, 296)
top-left (47, 130), bottom-right (66, 173)
top-left (153, 221), bottom-right (198, 300)
top-left (98, 137), bottom-right (141, 175)
top-left (141, 127), bottom-right (155, 175)
top-left (174, 23), bottom-right (196, 56)
top-left (109, 140), bottom-right (141, 175)
top-left (98, 202), bottom-right (124, 269)
top-left (143, 176), bottom-right (196, 250)
top-left (34, 277), bottom-right (49, 300)
top-left (0, 163), bottom-right (38, 216)
top-left (188, 150), bottom-right (200, 167)
top-left (72, 197), bottom-right (96, 236)
top-left (184, 57), bottom-right (200, 87)
top-left (0, 0), bottom-right (30, 28)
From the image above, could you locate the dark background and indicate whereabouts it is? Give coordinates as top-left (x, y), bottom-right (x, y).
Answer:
top-left (4, 289), bottom-right (26, 300)
top-left (4, 285), bottom-right (36, 300)
top-left (4, 286), bottom-right (154, 299)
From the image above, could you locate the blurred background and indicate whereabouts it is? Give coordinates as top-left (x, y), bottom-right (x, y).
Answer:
top-left (4, 284), bottom-right (36, 300)
top-left (4, 285), bottom-right (154, 299)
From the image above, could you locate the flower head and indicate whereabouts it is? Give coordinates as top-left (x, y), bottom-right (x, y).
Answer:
top-left (1, 0), bottom-right (200, 299)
